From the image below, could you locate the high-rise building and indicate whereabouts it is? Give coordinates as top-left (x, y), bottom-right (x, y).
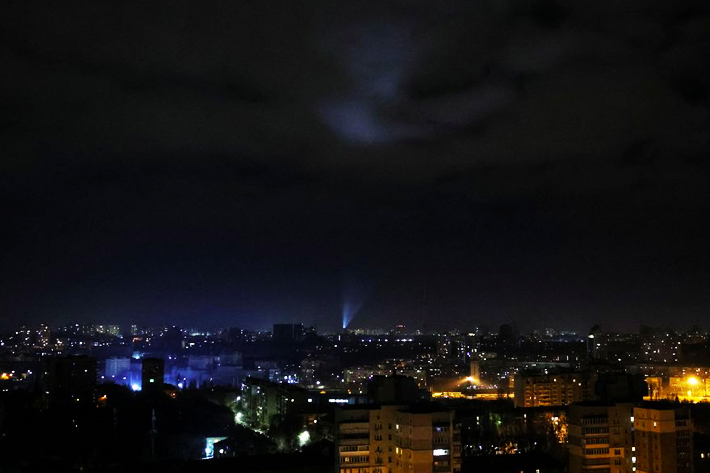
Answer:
top-left (335, 405), bottom-right (377, 472)
top-left (394, 406), bottom-right (461, 473)
top-left (568, 402), bottom-right (634, 473)
top-left (141, 358), bottom-right (165, 391)
top-left (273, 323), bottom-right (305, 342)
top-left (634, 405), bottom-right (692, 473)
top-left (105, 357), bottom-right (131, 378)
top-left (588, 325), bottom-right (606, 360)
top-left (436, 334), bottom-right (452, 358)
top-left (335, 403), bottom-right (461, 473)
top-left (569, 403), bottom-right (694, 473)
top-left (368, 375), bottom-right (420, 404)
top-left (241, 377), bottom-right (310, 431)
top-left (498, 323), bottom-right (519, 357)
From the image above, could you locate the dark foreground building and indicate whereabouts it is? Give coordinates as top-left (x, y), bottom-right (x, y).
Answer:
top-left (141, 357), bottom-right (165, 391)
top-left (45, 355), bottom-right (97, 406)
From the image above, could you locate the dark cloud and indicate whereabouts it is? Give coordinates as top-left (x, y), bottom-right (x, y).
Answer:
top-left (1, 0), bottom-right (709, 332)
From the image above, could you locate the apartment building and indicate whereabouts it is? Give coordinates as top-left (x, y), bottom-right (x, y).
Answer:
top-left (241, 377), bottom-right (310, 431)
top-left (569, 402), bottom-right (694, 473)
top-left (335, 404), bottom-right (461, 473)
top-left (515, 372), bottom-right (596, 408)
top-left (634, 405), bottom-right (692, 473)
top-left (568, 403), bottom-right (633, 473)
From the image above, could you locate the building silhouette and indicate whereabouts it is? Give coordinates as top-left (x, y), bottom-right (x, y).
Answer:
top-left (45, 356), bottom-right (97, 407)
top-left (141, 357), bottom-right (165, 391)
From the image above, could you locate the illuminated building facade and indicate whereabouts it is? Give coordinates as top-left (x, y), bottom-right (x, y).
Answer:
top-left (105, 357), bottom-right (131, 378)
top-left (645, 370), bottom-right (710, 403)
top-left (668, 376), bottom-right (708, 402)
top-left (568, 403), bottom-right (634, 473)
top-left (634, 405), bottom-right (692, 473)
top-left (514, 372), bottom-right (596, 408)
top-left (335, 404), bottom-right (461, 473)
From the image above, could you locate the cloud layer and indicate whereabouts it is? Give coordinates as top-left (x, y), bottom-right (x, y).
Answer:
top-left (1, 0), bottom-right (709, 331)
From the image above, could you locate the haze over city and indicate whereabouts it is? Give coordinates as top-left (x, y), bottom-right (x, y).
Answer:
top-left (3, 0), bottom-right (710, 334)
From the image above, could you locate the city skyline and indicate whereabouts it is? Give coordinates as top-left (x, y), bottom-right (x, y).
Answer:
top-left (3, 306), bottom-right (710, 471)
top-left (3, 1), bottom-right (710, 472)
top-left (3, 319), bottom-right (710, 337)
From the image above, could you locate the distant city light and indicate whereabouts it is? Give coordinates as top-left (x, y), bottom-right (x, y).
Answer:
top-left (131, 383), bottom-right (141, 391)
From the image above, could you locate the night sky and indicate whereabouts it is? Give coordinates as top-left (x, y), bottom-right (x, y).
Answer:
top-left (2, 0), bottom-right (710, 332)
